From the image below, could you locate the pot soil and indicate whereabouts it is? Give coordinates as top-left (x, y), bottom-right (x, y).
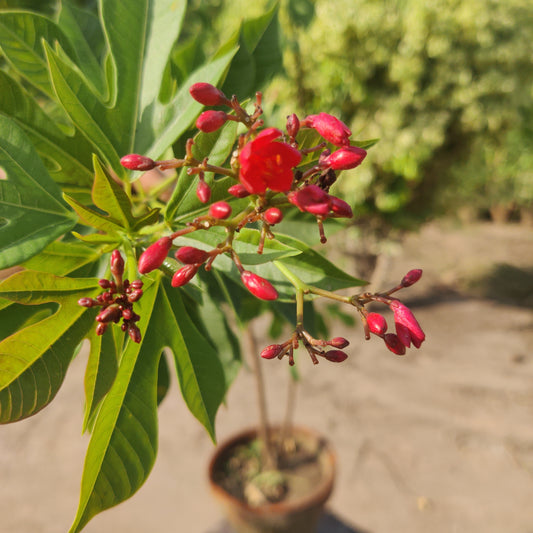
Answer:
top-left (208, 426), bottom-right (335, 533)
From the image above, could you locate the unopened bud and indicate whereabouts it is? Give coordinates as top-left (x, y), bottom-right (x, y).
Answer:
top-left (96, 322), bottom-right (107, 336)
top-left (196, 110), bottom-right (228, 133)
top-left (138, 237), bottom-right (172, 274)
top-left (321, 146), bottom-right (367, 170)
top-left (288, 184), bottom-right (331, 216)
top-left (286, 113), bottom-right (300, 138)
top-left (302, 112), bottom-right (351, 147)
top-left (127, 289), bottom-right (143, 303)
top-left (241, 271), bottom-right (278, 301)
top-left (96, 305), bottom-right (122, 323)
top-left (384, 333), bottom-right (406, 355)
top-left (401, 269), bottom-right (423, 287)
top-left (196, 180), bottom-right (211, 204)
top-left (260, 344), bottom-right (284, 359)
top-left (329, 196), bottom-right (353, 218)
top-left (171, 264), bottom-right (199, 288)
top-left (110, 250), bottom-right (124, 279)
top-left (128, 324), bottom-right (142, 343)
top-left (120, 154), bottom-right (156, 171)
top-left (325, 349), bottom-right (348, 363)
top-left (263, 207), bottom-right (283, 225)
top-left (78, 297), bottom-right (96, 308)
top-left (328, 337), bottom-right (350, 349)
top-left (209, 201), bottom-right (232, 219)
top-left (98, 279), bottom-right (111, 289)
top-left (227, 184), bottom-right (251, 198)
top-left (367, 312), bottom-right (388, 336)
top-left (122, 308), bottom-right (133, 320)
top-left (130, 279), bottom-right (143, 290)
top-left (189, 83), bottom-right (228, 106)
top-left (175, 246), bottom-right (209, 265)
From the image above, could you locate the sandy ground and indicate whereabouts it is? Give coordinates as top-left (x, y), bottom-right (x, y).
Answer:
top-left (1, 220), bottom-right (533, 533)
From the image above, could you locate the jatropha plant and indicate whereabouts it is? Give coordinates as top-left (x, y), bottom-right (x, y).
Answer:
top-left (114, 83), bottom-right (425, 365)
top-left (0, 8), bottom-right (424, 528)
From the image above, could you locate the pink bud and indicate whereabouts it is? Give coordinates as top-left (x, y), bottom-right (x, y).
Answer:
top-left (288, 184), bottom-right (331, 216)
top-left (286, 113), bottom-right (300, 138)
top-left (321, 146), bottom-right (367, 170)
top-left (384, 333), bottom-right (406, 355)
top-left (302, 112), bottom-right (352, 147)
top-left (138, 237), bottom-right (172, 274)
top-left (96, 322), bottom-right (107, 336)
top-left (78, 297), bottom-right (96, 308)
top-left (261, 344), bottom-right (284, 359)
top-left (329, 196), bottom-right (353, 218)
top-left (110, 250), bottom-right (124, 278)
top-left (189, 83), bottom-right (228, 106)
top-left (175, 246), bottom-right (209, 264)
top-left (209, 201), bottom-right (232, 219)
top-left (227, 184), bottom-right (251, 198)
top-left (241, 271), bottom-right (278, 301)
top-left (127, 289), bottom-right (143, 303)
top-left (120, 154), bottom-right (156, 171)
top-left (130, 279), bottom-right (143, 290)
top-left (196, 180), bottom-right (211, 203)
top-left (389, 300), bottom-right (425, 348)
top-left (196, 110), bottom-right (228, 133)
top-left (325, 349), bottom-right (349, 363)
top-left (122, 308), bottom-right (133, 321)
top-left (263, 207), bottom-right (283, 225)
top-left (328, 337), bottom-right (350, 349)
top-left (96, 305), bottom-right (122, 323)
top-left (98, 279), bottom-right (111, 289)
top-left (367, 312), bottom-right (388, 336)
top-left (401, 269), bottom-right (423, 287)
top-left (171, 264), bottom-right (199, 288)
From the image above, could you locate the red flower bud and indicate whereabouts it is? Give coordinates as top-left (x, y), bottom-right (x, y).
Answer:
top-left (196, 110), bottom-right (228, 133)
top-left (120, 153), bottom-right (156, 171)
top-left (189, 83), bottom-right (228, 106)
top-left (286, 113), bottom-right (300, 138)
top-left (263, 207), bottom-right (283, 225)
top-left (78, 297), bottom-right (96, 308)
top-left (288, 184), bottom-right (331, 216)
top-left (329, 196), bottom-right (353, 218)
top-left (389, 300), bottom-right (425, 348)
top-left (171, 264), bottom-right (199, 288)
top-left (96, 322), bottom-right (107, 336)
top-left (130, 279), bottom-right (143, 290)
top-left (241, 271), bottom-right (278, 300)
top-left (401, 269), bottom-right (423, 287)
top-left (96, 305), bottom-right (122, 323)
top-left (128, 324), bottom-right (142, 344)
top-left (260, 344), bottom-right (284, 359)
top-left (227, 184), bottom-right (251, 198)
top-left (138, 237), bottom-right (173, 274)
top-left (110, 250), bottom-right (124, 279)
top-left (384, 333), bottom-right (406, 355)
top-left (175, 246), bottom-right (209, 264)
top-left (122, 308), bottom-right (133, 321)
top-left (367, 312), bottom-right (388, 336)
top-left (325, 349), bottom-right (349, 363)
top-left (127, 289), bottom-right (143, 303)
top-left (209, 201), bottom-right (232, 219)
top-left (302, 112), bottom-right (352, 147)
top-left (321, 146), bottom-right (367, 170)
top-left (328, 337), bottom-right (350, 349)
top-left (196, 180), bottom-right (211, 203)
top-left (98, 279), bottom-right (111, 289)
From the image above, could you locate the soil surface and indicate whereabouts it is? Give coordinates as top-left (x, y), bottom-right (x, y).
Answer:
top-left (1, 220), bottom-right (533, 533)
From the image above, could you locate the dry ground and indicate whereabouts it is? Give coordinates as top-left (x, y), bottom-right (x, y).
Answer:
top-left (1, 220), bottom-right (533, 533)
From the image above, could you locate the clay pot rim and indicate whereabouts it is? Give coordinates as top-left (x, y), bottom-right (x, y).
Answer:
top-left (208, 425), bottom-right (336, 515)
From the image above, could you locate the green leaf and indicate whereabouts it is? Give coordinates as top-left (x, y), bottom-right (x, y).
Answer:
top-left (0, 69), bottom-right (94, 187)
top-left (0, 115), bottom-right (77, 269)
top-left (0, 10), bottom-right (76, 98)
top-left (0, 271), bottom-right (99, 423)
top-left (63, 194), bottom-right (125, 234)
top-left (82, 325), bottom-right (118, 434)
top-left (69, 277), bottom-right (161, 533)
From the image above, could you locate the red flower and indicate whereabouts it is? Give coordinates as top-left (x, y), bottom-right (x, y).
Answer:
top-left (287, 184), bottom-right (331, 216)
top-left (239, 128), bottom-right (301, 194)
top-left (302, 112), bottom-right (352, 147)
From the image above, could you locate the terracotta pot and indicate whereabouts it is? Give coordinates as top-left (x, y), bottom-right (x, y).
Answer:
top-left (208, 426), bottom-right (336, 533)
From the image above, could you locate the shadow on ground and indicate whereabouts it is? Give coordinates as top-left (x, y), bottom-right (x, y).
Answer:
top-left (207, 511), bottom-right (370, 533)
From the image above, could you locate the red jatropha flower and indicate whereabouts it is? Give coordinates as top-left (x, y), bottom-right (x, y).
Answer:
top-left (389, 300), bottom-right (425, 348)
top-left (301, 112), bottom-right (352, 147)
top-left (238, 128), bottom-right (302, 194)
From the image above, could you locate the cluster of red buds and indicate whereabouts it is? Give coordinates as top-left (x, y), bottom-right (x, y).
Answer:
top-left (78, 250), bottom-right (144, 343)
top-left (118, 82), bottom-right (425, 362)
